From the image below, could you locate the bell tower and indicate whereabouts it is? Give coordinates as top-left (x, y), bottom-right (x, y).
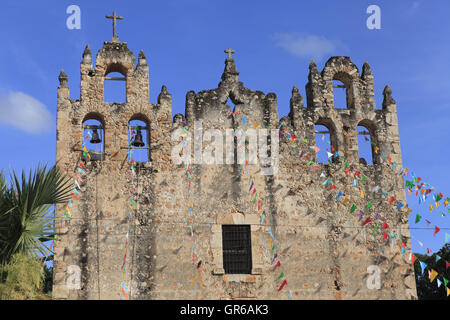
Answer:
top-left (53, 12), bottom-right (173, 299)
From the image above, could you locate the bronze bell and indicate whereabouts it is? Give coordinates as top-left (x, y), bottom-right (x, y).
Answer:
top-left (90, 128), bottom-right (102, 144)
top-left (132, 129), bottom-right (145, 147)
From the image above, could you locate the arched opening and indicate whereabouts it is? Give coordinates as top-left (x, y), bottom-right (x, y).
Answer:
top-left (82, 114), bottom-right (105, 161)
top-left (331, 72), bottom-right (354, 109)
top-left (128, 115), bottom-right (150, 163)
top-left (315, 119), bottom-right (338, 164)
top-left (357, 120), bottom-right (378, 166)
top-left (104, 65), bottom-right (127, 103)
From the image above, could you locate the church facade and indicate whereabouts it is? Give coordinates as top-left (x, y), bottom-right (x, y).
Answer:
top-left (53, 20), bottom-right (417, 300)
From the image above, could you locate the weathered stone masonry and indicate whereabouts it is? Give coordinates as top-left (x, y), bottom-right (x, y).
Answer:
top-left (53, 35), bottom-right (417, 300)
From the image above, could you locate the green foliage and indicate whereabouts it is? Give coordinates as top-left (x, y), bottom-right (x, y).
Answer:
top-left (413, 242), bottom-right (450, 300)
top-left (0, 164), bottom-right (72, 264)
top-left (0, 253), bottom-right (51, 300)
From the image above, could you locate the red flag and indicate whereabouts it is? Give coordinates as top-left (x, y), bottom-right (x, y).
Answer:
top-left (79, 161), bottom-right (87, 169)
top-left (446, 261), bottom-right (450, 270)
top-left (401, 242), bottom-right (407, 248)
top-left (388, 196), bottom-right (396, 204)
top-left (274, 261), bottom-right (281, 268)
top-left (383, 232), bottom-right (388, 242)
top-left (411, 254), bottom-right (417, 266)
top-left (71, 193), bottom-right (79, 200)
top-left (426, 248), bottom-right (431, 255)
top-left (331, 146), bottom-right (335, 152)
top-left (277, 279), bottom-right (287, 292)
top-left (252, 188), bottom-right (256, 195)
top-left (434, 226), bottom-right (440, 236)
top-left (382, 222), bottom-right (389, 230)
top-left (388, 156), bottom-right (392, 165)
top-left (258, 200), bottom-right (261, 210)
top-left (329, 185), bottom-right (337, 191)
top-left (417, 177), bottom-right (422, 182)
top-left (362, 218), bottom-right (371, 226)
top-left (354, 171), bottom-right (361, 176)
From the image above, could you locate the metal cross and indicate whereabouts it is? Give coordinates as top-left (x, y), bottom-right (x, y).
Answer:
top-left (224, 48), bottom-right (235, 59)
top-left (106, 11), bottom-right (124, 40)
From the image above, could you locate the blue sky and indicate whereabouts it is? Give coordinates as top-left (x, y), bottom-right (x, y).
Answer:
top-left (0, 0), bottom-right (449, 256)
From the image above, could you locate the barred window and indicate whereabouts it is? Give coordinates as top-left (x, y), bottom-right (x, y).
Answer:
top-left (222, 225), bottom-right (252, 274)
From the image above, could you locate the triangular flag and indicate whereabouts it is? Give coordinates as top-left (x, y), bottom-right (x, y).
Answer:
top-left (445, 233), bottom-right (450, 243)
top-left (360, 190), bottom-right (365, 198)
top-left (372, 225), bottom-right (379, 235)
top-left (274, 261), bottom-right (281, 268)
top-left (366, 202), bottom-right (373, 209)
top-left (327, 151), bottom-right (333, 159)
top-left (359, 210), bottom-right (363, 221)
top-left (429, 269), bottom-right (438, 283)
top-left (277, 279), bottom-right (287, 292)
top-left (437, 278), bottom-right (442, 288)
top-left (350, 204), bottom-right (357, 213)
top-left (447, 287), bottom-right (450, 297)
top-left (436, 255), bottom-right (441, 262)
top-left (329, 185), bottom-right (337, 191)
top-left (400, 247), bottom-right (406, 256)
top-left (444, 277), bottom-right (449, 287)
top-left (382, 222), bottom-right (389, 230)
top-left (383, 232), bottom-right (388, 242)
top-left (314, 146), bottom-right (320, 153)
top-left (446, 261), bottom-right (450, 270)
top-left (374, 212), bottom-right (381, 219)
top-left (336, 191), bottom-right (344, 200)
top-left (434, 226), bottom-right (440, 236)
top-left (415, 214), bottom-right (422, 224)
top-left (426, 248), bottom-right (431, 255)
top-left (362, 218), bottom-right (371, 226)
top-left (419, 261), bottom-right (427, 275)
top-left (277, 271), bottom-right (285, 280)
top-left (411, 254), bottom-right (417, 266)
top-left (396, 202), bottom-right (404, 210)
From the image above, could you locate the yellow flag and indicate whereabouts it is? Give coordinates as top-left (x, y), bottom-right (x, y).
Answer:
top-left (445, 199), bottom-right (449, 206)
top-left (429, 204), bottom-right (434, 212)
top-left (254, 122), bottom-right (259, 129)
top-left (447, 287), bottom-right (450, 297)
top-left (421, 189), bottom-right (425, 196)
top-left (429, 269), bottom-right (438, 283)
top-left (343, 197), bottom-right (350, 205)
top-left (375, 146), bottom-right (379, 154)
top-left (435, 201), bottom-right (440, 208)
top-left (361, 190), bottom-right (365, 198)
top-left (406, 208), bottom-right (412, 216)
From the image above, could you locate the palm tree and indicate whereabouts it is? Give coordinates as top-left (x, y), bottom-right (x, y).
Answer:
top-left (0, 165), bottom-right (72, 265)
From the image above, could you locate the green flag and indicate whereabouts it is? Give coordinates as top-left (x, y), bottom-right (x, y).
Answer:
top-left (277, 271), bottom-right (285, 280)
top-left (444, 277), bottom-right (449, 288)
top-left (350, 204), bottom-right (357, 213)
top-left (415, 214), bottom-right (422, 224)
top-left (366, 202), bottom-right (373, 209)
top-left (345, 162), bottom-right (349, 169)
top-left (372, 225), bottom-right (379, 235)
top-left (360, 176), bottom-right (367, 183)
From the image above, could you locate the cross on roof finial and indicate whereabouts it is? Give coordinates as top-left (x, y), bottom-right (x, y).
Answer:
top-left (106, 11), bottom-right (124, 41)
top-left (224, 48), bottom-right (235, 59)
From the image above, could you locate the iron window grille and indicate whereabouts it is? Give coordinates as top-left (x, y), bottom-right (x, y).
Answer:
top-left (222, 225), bottom-right (252, 274)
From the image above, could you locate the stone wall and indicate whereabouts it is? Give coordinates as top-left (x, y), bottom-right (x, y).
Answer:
top-left (52, 39), bottom-right (417, 300)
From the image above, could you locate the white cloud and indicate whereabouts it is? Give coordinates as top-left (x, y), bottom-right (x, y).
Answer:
top-left (271, 32), bottom-right (345, 61)
top-left (0, 90), bottom-right (54, 134)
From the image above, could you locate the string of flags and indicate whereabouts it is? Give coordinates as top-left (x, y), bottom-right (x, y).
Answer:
top-left (277, 121), bottom-right (450, 297)
top-left (120, 137), bottom-right (137, 300)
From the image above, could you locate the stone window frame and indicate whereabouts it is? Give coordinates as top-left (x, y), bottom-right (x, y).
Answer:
top-left (211, 211), bottom-right (263, 282)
